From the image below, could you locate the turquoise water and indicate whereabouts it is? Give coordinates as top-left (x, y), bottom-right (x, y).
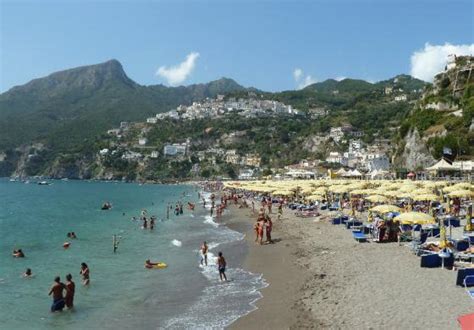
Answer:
top-left (0, 180), bottom-right (266, 329)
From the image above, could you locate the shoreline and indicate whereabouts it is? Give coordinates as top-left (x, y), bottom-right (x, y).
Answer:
top-left (221, 205), bottom-right (313, 329)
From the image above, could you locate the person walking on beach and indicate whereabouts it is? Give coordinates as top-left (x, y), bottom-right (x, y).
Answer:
top-left (257, 217), bottom-right (265, 245)
top-left (217, 252), bottom-right (227, 282)
top-left (64, 274), bottom-right (75, 309)
top-left (277, 202), bottom-right (283, 220)
top-left (80, 262), bottom-right (90, 286)
top-left (49, 276), bottom-right (66, 312)
top-left (210, 206), bottom-right (214, 217)
top-left (200, 241), bottom-right (208, 266)
top-left (265, 216), bottom-right (273, 244)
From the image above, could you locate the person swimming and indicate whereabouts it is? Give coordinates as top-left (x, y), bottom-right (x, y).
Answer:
top-left (13, 249), bottom-right (25, 258)
top-left (23, 268), bottom-right (33, 278)
top-left (79, 262), bottom-right (90, 286)
top-left (144, 259), bottom-right (158, 269)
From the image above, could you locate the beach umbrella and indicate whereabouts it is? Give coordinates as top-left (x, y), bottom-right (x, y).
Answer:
top-left (411, 193), bottom-right (440, 201)
top-left (448, 190), bottom-right (474, 198)
top-left (393, 212), bottom-right (435, 225)
top-left (365, 195), bottom-right (389, 203)
top-left (451, 182), bottom-right (473, 191)
top-left (370, 204), bottom-right (402, 213)
top-left (350, 189), bottom-right (372, 195)
top-left (307, 193), bottom-right (324, 201)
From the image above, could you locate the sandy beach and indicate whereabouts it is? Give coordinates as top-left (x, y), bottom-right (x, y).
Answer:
top-left (224, 205), bottom-right (472, 329)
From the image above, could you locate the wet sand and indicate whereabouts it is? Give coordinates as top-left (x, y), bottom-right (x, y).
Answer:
top-left (225, 205), bottom-right (472, 329)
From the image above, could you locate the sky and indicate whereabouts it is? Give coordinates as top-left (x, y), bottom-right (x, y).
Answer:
top-left (0, 0), bottom-right (473, 92)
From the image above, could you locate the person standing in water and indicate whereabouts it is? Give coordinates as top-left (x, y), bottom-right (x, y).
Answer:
top-left (150, 217), bottom-right (155, 230)
top-left (48, 276), bottom-right (66, 312)
top-left (80, 262), bottom-right (90, 286)
top-left (200, 241), bottom-right (208, 266)
top-left (64, 274), bottom-right (75, 309)
top-left (217, 252), bottom-right (227, 281)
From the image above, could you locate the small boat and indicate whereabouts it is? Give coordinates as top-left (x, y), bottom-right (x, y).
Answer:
top-left (38, 181), bottom-right (51, 185)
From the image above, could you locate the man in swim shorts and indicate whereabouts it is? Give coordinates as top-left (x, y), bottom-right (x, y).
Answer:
top-left (217, 252), bottom-right (227, 281)
top-left (48, 276), bottom-right (66, 312)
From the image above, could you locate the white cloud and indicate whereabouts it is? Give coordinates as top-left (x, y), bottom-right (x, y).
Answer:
top-left (293, 68), bottom-right (303, 81)
top-left (293, 68), bottom-right (317, 89)
top-left (156, 52), bottom-right (200, 86)
top-left (410, 43), bottom-right (474, 82)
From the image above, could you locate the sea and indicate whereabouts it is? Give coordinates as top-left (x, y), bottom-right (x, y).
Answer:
top-left (0, 179), bottom-right (267, 329)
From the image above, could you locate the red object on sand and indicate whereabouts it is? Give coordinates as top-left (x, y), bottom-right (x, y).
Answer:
top-left (458, 313), bottom-right (474, 329)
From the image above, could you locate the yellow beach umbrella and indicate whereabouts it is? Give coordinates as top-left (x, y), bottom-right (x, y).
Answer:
top-left (448, 190), bottom-right (474, 198)
top-left (393, 212), bottom-right (435, 225)
top-left (452, 182), bottom-right (473, 190)
top-left (350, 189), bottom-right (372, 195)
top-left (365, 195), bottom-right (389, 203)
top-left (411, 193), bottom-right (440, 201)
top-left (307, 193), bottom-right (325, 201)
top-left (370, 204), bottom-right (402, 213)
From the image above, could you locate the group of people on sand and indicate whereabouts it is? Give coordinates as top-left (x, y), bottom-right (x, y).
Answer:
top-left (254, 210), bottom-right (274, 245)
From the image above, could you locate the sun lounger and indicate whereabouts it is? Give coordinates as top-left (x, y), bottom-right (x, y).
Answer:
top-left (457, 268), bottom-right (474, 286)
top-left (410, 232), bottom-right (429, 254)
top-left (420, 253), bottom-right (441, 268)
top-left (352, 231), bottom-right (366, 242)
top-left (346, 220), bottom-right (363, 229)
top-left (464, 276), bottom-right (474, 300)
top-left (444, 218), bottom-right (461, 228)
top-left (456, 240), bottom-right (470, 252)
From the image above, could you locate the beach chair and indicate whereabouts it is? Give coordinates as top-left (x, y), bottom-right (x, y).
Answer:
top-left (464, 276), bottom-right (474, 300)
top-left (346, 220), bottom-right (363, 230)
top-left (457, 269), bottom-right (474, 286)
top-left (410, 232), bottom-right (428, 254)
top-left (456, 240), bottom-right (470, 252)
top-left (352, 230), bottom-right (366, 242)
top-left (420, 253), bottom-right (441, 268)
top-left (444, 217), bottom-right (461, 228)
top-left (398, 225), bottom-right (413, 245)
